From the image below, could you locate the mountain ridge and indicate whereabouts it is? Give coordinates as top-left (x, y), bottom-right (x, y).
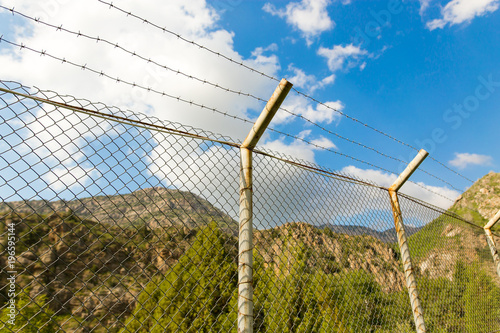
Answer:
top-left (0, 187), bottom-right (236, 229)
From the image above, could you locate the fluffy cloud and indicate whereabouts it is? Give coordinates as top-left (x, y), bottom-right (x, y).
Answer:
top-left (0, 0), bottom-right (461, 231)
top-left (342, 166), bottom-right (461, 210)
top-left (0, 0), bottom-right (352, 206)
top-left (262, 135), bottom-right (336, 162)
top-left (147, 132), bottom-right (400, 230)
top-left (449, 152), bottom-right (493, 169)
top-left (317, 44), bottom-right (368, 72)
top-left (275, 93), bottom-right (343, 125)
top-left (426, 0), bottom-right (499, 30)
top-left (287, 65), bottom-right (335, 93)
top-left (263, 0), bottom-right (334, 45)
top-left (44, 165), bottom-right (100, 192)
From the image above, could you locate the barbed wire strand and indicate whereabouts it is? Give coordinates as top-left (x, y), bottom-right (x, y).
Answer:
top-left (0, 83), bottom-right (456, 204)
top-left (0, 37), bottom-right (405, 176)
top-left (290, 88), bottom-right (476, 185)
top-left (0, 6), bottom-right (270, 106)
top-left (95, 0), bottom-right (474, 185)
top-left (1, 6), bottom-right (423, 177)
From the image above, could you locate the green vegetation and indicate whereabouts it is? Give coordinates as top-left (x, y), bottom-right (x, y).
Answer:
top-left (0, 290), bottom-right (59, 333)
top-left (419, 262), bottom-right (500, 332)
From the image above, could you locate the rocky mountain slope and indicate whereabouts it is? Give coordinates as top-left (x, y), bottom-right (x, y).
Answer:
top-left (451, 171), bottom-right (500, 231)
top-left (0, 211), bottom-right (406, 332)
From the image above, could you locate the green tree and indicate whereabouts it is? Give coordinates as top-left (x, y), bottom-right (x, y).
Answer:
top-left (121, 222), bottom-right (237, 333)
top-left (0, 290), bottom-right (58, 333)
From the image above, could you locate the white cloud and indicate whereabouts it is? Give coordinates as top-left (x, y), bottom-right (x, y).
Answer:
top-left (419, 0), bottom-right (433, 15)
top-left (275, 94), bottom-right (343, 125)
top-left (287, 65), bottom-right (335, 92)
top-left (0, 0), bottom-right (295, 202)
top-left (341, 166), bottom-right (461, 210)
top-left (147, 131), bottom-right (340, 226)
top-left (449, 152), bottom-right (493, 169)
top-left (317, 44), bottom-right (368, 72)
top-left (262, 134), bottom-right (336, 162)
top-left (310, 136), bottom-right (337, 149)
top-left (426, 0), bottom-right (499, 30)
top-left (303, 100), bottom-right (344, 124)
top-left (263, 0), bottom-right (334, 45)
top-left (44, 165), bottom-right (100, 191)
top-left (288, 66), bottom-right (317, 89)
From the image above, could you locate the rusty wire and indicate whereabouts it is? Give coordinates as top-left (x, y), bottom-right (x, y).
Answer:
top-left (97, 0), bottom-right (280, 83)
top-left (0, 36), bottom-right (460, 202)
top-left (0, 5), bottom-right (434, 188)
top-left (0, 37), bottom-right (406, 178)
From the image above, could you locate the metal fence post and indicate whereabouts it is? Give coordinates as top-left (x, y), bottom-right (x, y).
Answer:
top-left (484, 210), bottom-right (500, 278)
top-left (238, 78), bottom-right (292, 333)
top-left (388, 149), bottom-right (428, 333)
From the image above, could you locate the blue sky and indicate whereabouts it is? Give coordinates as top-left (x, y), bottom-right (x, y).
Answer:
top-left (0, 0), bottom-right (499, 209)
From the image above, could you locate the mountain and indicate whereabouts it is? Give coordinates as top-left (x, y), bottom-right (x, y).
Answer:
top-left (0, 211), bottom-right (407, 332)
top-left (0, 187), bottom-right (236, 229)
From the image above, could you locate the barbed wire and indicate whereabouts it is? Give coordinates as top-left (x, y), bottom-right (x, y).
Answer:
top-left (4, 5), bottom-right (468, 193)
top-left (0, 7), bottom-right (405, 160)
top-left (290, 89), bottom-right (476, 185)
top-left (0, 6), bottom-right (466, 193)
top-left (0, 36), bottom-right (255, 121)
top-left (94, 0), bottom-right (474, 185)
top-left (0, 6), bottom-right (270, 107)
top-left (276, 107), bottom-right (462, 191)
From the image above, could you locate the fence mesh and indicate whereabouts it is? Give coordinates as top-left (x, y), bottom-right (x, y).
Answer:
top-left (399, 194), bottom-right (500, 332)
top-left (0, 81), bottom-right (499, 332)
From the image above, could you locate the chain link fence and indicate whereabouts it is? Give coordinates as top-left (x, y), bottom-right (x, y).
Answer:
top-left (0, 80), bottom-right (499, 332)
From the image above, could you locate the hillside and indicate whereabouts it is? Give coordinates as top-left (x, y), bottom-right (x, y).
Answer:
top-left (0, 211), bottom-right (408, 332)
top-left (451, 171), bottom-right (500, 231)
